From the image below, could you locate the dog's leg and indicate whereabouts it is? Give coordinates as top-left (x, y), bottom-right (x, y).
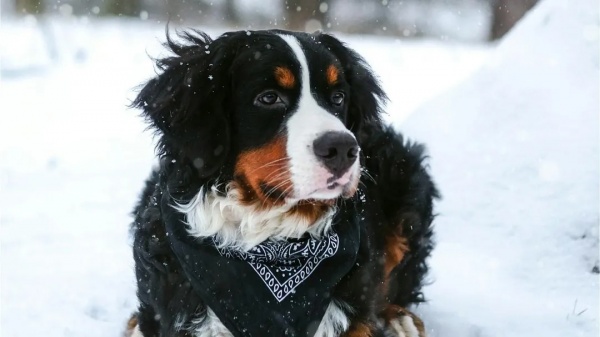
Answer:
top-left (375, 217), bottom-right (427, 337)
top-left (381, 225), bottom-right (410, 291)
top-left (380, 219), bottom-right (427, 337)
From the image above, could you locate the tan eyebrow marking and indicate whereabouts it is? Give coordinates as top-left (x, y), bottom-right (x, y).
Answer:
top-left (274, 66), bottom-right (295, 89)
top-left (326, 64), bottom-right (339, 85)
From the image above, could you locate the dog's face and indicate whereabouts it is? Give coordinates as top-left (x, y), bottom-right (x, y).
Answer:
top-left (231, 34), bottom-right (361, 203)
top-left (135, 30), bottom-right (385, 207)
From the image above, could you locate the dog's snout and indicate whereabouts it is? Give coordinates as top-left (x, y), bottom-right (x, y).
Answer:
top-left (313, 131), bottom-right (359, 176)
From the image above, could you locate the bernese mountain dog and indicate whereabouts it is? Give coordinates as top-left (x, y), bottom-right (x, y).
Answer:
top-left (126, 29), bottom-right (438, 337)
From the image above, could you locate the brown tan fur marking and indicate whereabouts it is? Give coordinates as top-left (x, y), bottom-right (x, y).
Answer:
top-left (275, 66), bottom-right (295, 89)
top-left (123, 314), bottom-right (138, 337)
top-left (380, 225), bottom-right (410, 297)
top-left (286, 199), bottom-right (334, 226)
top-left (235, 136), bottom-right (291, 206)
top-left (326, 64), bottom-right (339, 85)
top-left (384, 232), bottom-right (409, 277)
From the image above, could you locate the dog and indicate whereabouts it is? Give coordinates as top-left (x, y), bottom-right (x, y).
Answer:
top-left (126, 29), bottom-right (438, 337)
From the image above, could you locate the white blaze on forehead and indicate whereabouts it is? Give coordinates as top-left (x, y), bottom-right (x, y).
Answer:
top-left (277, 34), bottom-right (356, 200)
top-left (279, 35), bottom-right (345, 132)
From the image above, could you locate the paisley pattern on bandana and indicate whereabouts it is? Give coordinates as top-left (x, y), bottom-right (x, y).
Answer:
top-left (216, 232), bottom-right (340, 302)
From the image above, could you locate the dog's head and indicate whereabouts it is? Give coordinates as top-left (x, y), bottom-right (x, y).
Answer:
top-left (135, 29), bottom-right (386, 207)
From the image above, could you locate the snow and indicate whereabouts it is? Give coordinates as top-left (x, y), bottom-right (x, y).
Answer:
top-left (0, 0), bottom-right (597, 336)
top-left (401, 0), bottom-right (599, 336)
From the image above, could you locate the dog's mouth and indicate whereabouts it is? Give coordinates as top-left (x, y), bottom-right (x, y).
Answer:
top-left (257, 177), bottom-right (356, 205)
top-left (285, 172), bottom-right (359, 202)
top-left (250, 161), bottom-right (361, 205)
top-left (326, 174), bottom-right (352, 189)
top-left (327, 176), bottom-right (340, 190)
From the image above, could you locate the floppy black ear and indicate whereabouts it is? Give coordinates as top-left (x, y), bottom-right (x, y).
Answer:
top-left (133, 30), bottom-right (242, 178)
top-left (316, 33), bottom-right (388, 145)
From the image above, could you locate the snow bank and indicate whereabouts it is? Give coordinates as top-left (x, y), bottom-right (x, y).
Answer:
top-left (400, 0), bottom-right (599, 336)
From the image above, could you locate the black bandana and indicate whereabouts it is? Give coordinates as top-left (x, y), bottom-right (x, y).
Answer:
top-left (162, 193), bottom-right (360, 337)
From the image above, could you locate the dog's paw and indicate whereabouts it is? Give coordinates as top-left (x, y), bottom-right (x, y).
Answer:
top-left (384, 315), bottom-right (423, 337)
top-left (381, 305), bottom-right (426, 337)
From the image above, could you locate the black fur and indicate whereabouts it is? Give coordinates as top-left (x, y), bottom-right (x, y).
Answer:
top-left (130, 29), bottom-right (438, 337)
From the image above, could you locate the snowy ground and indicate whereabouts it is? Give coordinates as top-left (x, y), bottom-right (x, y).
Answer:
top-left (1, 0), bottom-right (598, 336)
top-left (402, 1), bottom-right (599, 336)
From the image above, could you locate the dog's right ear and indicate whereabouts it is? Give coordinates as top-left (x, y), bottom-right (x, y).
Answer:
top-left (133, 30), bottom-right (243, 178)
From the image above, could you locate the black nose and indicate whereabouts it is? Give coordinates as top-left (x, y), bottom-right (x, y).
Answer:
top-left (313, 131), bottom-right (359, 176)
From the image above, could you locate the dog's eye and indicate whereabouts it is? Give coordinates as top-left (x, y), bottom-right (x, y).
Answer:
top-left (331, 92), bottom-right (345, 106)
top-left (256, 92), bottom-right (282, 106)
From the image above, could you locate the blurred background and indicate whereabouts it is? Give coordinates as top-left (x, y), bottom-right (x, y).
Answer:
top-left (2, 1), bottom-right (598, 337)
top-left (3, 0), bottom-right (537, 41)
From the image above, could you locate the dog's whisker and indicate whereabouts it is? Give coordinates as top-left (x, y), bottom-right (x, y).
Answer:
top-left (263, 179), bottom-right (293, 206)
top-left (263, 179), bottom-right (291, 201)
top-left (249, 157), bottom-right (291, 173)
top-left (273, 184), bottom-right (294, 205)
top-left (263, 168), bottom-right (289, 181)
top-left (361, 168), bottom-right (377, 184)
top-left (358, 180), bottom-right (367, 189)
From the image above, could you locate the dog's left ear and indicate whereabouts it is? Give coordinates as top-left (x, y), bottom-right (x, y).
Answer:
top-left (316, 33), bottom-right (388, 144)
top-left (133, 30), bottom-right (245, 178)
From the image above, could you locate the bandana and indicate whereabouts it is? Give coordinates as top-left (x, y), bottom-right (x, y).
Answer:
top-left (162, 193), bottom-right (361, 337)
